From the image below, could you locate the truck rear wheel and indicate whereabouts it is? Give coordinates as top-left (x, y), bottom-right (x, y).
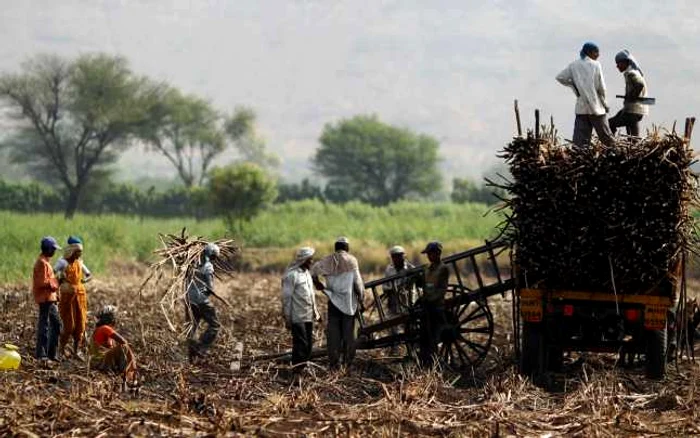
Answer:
top-left (645, 327), bottom-right (667, 380)
top-left (520, 322), bottom-right (545, 380)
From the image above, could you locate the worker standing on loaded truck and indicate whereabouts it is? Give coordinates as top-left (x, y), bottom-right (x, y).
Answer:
top-left (608, 49), bottom-right (648, 137)
top-left (556, 42), bottom-right (616, 147)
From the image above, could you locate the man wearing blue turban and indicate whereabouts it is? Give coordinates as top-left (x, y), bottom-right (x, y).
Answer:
top-left (556, 42), bottom-right (616, 147)
top-left (608, 49), bottom-right (648, 137)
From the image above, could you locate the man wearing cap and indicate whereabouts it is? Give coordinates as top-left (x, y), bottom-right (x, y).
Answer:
top-left (382, 246), bottom-right (415, 355)
top-left (608, 49), bottom-right (648, 137)
top-left (32, 237), bottom-right (63, 365)
top-left (311, 237), bottom-right (365, 370)
top-left (418, 241), bottom-right (450, 366)
top-left (556, 42), bottom-right (615, 147)
top-left (186, 242), bottom-right (221, 361)
top-left (281, 247), bottom-right (319, 368)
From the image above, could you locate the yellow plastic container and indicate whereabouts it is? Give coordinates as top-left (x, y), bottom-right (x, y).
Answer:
top-left (0, 344), bottom-right (21, 370)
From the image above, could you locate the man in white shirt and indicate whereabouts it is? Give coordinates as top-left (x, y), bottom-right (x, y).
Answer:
top-left (382, 245), bottom-right (415, 355)
top-left (311, 237), bottom-right (365, 370)
top-left (556, 42), bottom-right (615, 147)
top-left (281, 247), bottom-right (318, 367)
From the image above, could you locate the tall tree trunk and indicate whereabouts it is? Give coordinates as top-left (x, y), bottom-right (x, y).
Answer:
top-left (64, 187), bottom-right (81, 219)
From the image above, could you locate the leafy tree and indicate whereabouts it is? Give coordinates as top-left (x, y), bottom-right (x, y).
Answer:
top-left (140, 88), bottom-right (228, 187)
top-left (207, 163), bottom-right (278, 230)
top-left (277, 178), bottom-right (324, 203)
top-left (0, 54), bottom-right (161, 217)
top-left (451, 177), bottom-right (504, 205)
top-left (225, 108), bottom-right (280, 169)
top-left (313, 115), bottom-right (442, 205)
top-left (323, 182), bottom-right (355, 204)
top-left (0, 178), bottom-right (62, 213)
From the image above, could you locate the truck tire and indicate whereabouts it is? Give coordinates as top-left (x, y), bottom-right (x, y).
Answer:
top-left (520, 322), bottom-right (545, 380)
top-left (645, 327), bottom-right (667, 380)
top-left (548, 346), bottom-right (564, 372)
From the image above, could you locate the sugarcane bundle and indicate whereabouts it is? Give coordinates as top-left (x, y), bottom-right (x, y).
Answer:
top-left (140, 228), bottom-right (240, 331)
top-left (497, 129), bottom-right (698, 294)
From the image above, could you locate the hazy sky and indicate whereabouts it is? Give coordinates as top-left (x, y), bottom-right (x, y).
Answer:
top-left (1, 0), bottom-right (699, 183)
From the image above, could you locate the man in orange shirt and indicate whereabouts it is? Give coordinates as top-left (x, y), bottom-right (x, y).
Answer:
top-left (32, 236), bottom-right (62, 364)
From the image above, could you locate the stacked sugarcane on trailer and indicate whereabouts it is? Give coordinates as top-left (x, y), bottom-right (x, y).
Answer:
top-left (501, 111), bottom-right (697, 381)
top-left (253, 114), bottom-right (696, 380)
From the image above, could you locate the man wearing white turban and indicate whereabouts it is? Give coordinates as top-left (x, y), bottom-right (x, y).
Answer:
top-left (609, 49), bottom-right (648, 137)
top-left (281, 247), bottom-right (318, 367)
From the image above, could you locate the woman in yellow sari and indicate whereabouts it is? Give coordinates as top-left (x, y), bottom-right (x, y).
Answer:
top-left (55, 236), bottom-right (92, 360)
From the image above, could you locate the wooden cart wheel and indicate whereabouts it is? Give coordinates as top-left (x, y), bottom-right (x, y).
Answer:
top-left (439, 299), bottom-right (494, 371)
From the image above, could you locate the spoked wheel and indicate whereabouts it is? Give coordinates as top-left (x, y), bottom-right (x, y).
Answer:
top-left (439, 299), bottom-right (494, 372)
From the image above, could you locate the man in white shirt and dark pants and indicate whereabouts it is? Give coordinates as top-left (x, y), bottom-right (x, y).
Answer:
top-left (311, 237), bottom-right (365, 370)
top-left (556, 42), bottom-right (616, 148)
top-left (281, 247), bottom-right (318, 368)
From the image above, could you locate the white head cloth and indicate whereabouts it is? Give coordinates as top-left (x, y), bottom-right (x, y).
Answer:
top-left (389, 245), bottom-right (405, 255)
top-left (288, 247), bottom-right (315, 270)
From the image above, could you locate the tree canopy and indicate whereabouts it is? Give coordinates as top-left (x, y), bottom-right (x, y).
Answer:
top-left (139, 91), bottom-right (278, 187)
top-left (139, 87), bottom-right (226, 187)
top-left (0, 53), bottom-right (160, 217)
top-left (313, 115), bottom-right (442, 205)
top-left (207, 163), bottom-right (278, 230)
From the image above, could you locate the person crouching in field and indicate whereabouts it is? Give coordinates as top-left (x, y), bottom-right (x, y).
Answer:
top-left (185, 243), bottom-right (221, 361)
top-left (311, 237), bottom-right (365, 371)
top-left (90, 305), bottom-right (138, 386)
top-left (55, 236), bottom-right (93, 360)
top-left (281, 247), bottom-right (319, 369)
top-left (32, 236), bottom-right (63, 366)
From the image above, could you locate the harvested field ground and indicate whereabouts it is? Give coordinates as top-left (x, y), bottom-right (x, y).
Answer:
top-left (2, 271), bottom-right (700, 437)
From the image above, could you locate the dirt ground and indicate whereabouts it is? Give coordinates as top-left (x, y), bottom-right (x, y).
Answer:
top-left (2, 271), bottom-right (700, 437)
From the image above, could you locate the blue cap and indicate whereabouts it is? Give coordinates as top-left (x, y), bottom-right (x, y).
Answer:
top-left (67, 235), bottom-right (82, 245)
top-left (421, 241), bottom-right (443, 254)
top-left (580, 42), bottom-right (599, 59)
top-left (40, 236), bottom-right (61, 252)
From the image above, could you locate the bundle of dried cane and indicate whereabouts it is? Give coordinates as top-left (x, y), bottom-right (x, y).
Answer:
top-left (495, 125), bottom-right (698, 294)
top-left (140, 228), bottom-right (240, 331)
